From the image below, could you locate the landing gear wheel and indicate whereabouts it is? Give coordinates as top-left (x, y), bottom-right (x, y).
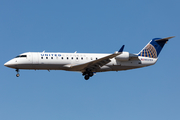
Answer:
top-left (83, 69), bottom-right (94, 80)
top-left (88, 72), bottom-right (93, 77)
top-left (16, 73), bottom-right (20, 77)
top-left (84, 75), bottom-right (89, 80)
top-left (15, 69), bottom-right (20, 77)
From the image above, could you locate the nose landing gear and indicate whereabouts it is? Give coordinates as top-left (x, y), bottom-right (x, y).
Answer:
top-left (16, 69), bottom-right (20, 77)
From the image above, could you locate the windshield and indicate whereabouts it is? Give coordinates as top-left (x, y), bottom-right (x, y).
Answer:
top-left (15, 55), bottom-right (27, 58)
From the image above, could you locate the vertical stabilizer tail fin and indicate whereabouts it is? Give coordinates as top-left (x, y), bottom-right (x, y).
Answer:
top-left (138, 36), bottom-right (175, 58)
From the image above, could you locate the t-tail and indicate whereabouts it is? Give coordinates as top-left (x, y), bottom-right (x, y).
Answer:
top-left (138, 36), bottom-right (175, 58)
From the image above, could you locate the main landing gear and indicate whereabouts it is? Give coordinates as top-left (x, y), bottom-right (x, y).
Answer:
top-left (82, 69), bottom-right (94, 80)
top-left (16, 69), bottom-right (20, 77)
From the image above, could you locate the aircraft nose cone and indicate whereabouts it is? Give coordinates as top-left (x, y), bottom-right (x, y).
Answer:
top-left (4, 61), bottom-right (10, 67)
top-left (4, 60), bottom-right (15, 68)
top-left (4, 59), bottom-right (18, 68)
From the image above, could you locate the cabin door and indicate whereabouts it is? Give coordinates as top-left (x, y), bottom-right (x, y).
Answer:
top-left (32, 53), bottom-right (39, 64)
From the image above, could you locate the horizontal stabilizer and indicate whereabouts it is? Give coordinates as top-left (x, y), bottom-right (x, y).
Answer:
top-left (155, 36), bottom-right (175, 42)
top-left (138, 36), bottom-right (175, 58)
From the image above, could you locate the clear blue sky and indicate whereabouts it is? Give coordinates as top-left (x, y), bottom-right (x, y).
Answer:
top-left (0, 0), bottom-right (180, 120)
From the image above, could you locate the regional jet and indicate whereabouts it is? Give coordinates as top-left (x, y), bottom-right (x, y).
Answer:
top-left (4, 37), bottom-right (174, 80)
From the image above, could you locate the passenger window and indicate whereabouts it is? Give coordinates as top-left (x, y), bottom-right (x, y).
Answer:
top-left (41, 57), bottom-right (43, 59)
top-left (72, 57), bottom-right (73, 60)
top-left (81, 57), bottom-right (83, 60)
top-left (62, 57), bottom-right (63, 59)
top-left (51, 57), bottom-right (53, 59)
top-left (76, 57), bottom-right (78, 60)
top-left (67, 57), bottom-right (68, 60)
top-left (46, 57), bottom-right (48, 59)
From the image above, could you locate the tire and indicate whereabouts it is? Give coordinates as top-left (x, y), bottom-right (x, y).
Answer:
top-left (16, 74), bottom-right (20, 77)
top-left (84, 75), bottom-right (89, 80)
top-left (88, 72), bottom-right (93, 77)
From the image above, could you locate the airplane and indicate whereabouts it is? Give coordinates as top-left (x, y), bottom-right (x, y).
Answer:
top-left (4, 36), bottom-right (174, 80)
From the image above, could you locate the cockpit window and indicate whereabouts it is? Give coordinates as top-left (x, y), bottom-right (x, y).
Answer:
top-left (15, 55), bottom-right (27, 58)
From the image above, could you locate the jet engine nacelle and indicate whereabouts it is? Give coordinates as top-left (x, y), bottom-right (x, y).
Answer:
top-left (115, 52), bottom-right (129, 61)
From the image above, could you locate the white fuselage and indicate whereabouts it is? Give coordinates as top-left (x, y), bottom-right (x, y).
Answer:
top-left (4, 36), bottom-right (173, 80)
top-left (4, 52), bottom-right (157, 73)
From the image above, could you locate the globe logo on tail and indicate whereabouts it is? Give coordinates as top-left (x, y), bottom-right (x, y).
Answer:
top-left (139, 44), bottom-right (157, 58)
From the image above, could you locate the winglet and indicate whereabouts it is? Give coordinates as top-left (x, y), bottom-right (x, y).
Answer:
top-left (118, 45), bottom-right (125, 52)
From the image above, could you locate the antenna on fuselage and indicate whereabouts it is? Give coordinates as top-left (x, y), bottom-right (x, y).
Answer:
top-left (74, 51), bottom-right (77, 53)
top-left (43, 50), bottom-right (45, 53)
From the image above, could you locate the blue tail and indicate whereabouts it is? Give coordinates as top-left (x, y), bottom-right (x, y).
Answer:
top-left (138, 36), bottom-right (174, 58)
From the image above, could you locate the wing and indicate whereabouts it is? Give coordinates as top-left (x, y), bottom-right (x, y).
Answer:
top-left (69, 45), bottom-right (125, 72)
